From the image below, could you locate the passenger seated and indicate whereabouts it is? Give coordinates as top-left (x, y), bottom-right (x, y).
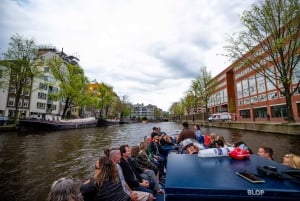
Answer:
top-left (176, 122), bottom-right (196, 144)
top-left (208, 132), bottom-right (217, 148)
top-left (193, 124), bottom-right (204, 144)
top-left (148, 136), bottom-right (166, 180)
top-left (159, 132), bottom-right (174, 146)
top-left (180, 138), bottom-right (204, 154)
top-left (184, 143), bottom-right (199, 154)
top-left (234, 141), bottom-right (253, 154)
top-left (216, 135), bottom-right (232, 147)
top-left (257, 146), bottom-right (273, 160)
top-left (119, 145), bottom-right (154, 194)
top-left (130, 146), bottom-right (161, 194)
top-left (282, 154), bottom-right (300, 169)
top-left (214, 139), bottom-right (224, 148)
top-left (47, 178), bottom-right (83, 201)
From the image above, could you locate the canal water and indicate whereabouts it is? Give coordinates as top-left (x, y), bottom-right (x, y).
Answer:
top-left (0, 121), bottom-right (299, 201)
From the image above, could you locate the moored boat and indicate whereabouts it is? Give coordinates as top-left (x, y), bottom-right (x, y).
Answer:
top-left (18, 117), bottom-right (98, 132)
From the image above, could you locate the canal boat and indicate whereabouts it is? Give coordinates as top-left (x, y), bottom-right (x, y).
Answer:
top-left (18, 117), bottom-right (98, 132)
top-left (163, 153), bottom-right (300, 201)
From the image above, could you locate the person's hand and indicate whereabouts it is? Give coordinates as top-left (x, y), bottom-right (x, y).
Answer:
top-left (83, 179), bottom-right (90, 184)
top-left (129, 192), bottom-right (139, 201)
top-left (140, 179), bottom-right (149, 187)
top-left (143, 179), bottom-right (149, 185)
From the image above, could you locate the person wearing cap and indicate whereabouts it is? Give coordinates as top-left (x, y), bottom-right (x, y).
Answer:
top-left (176, 122), bottom-right (196, 144)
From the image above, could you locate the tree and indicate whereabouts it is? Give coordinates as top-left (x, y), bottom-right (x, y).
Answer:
top-left (153, 108), bottom-right (162, 120)
top-left (95, 82), bottom-right (116, 118)
top-left (112, 95), bottom-right (132, 119)
top-left (224, 0), bottom-right (300, 122)
top-left (187, 79), bottom-right (200, 114)
top-left (47, 57), bottom-right (90, 119)
top-left (183, 93), bottom-right (195, 115)
top-left (0, 34), bottom-right (42, 120)
top-left (169, 101), bottom-right (184, 120)
top-left (190, 67), bottom-right (216, 118)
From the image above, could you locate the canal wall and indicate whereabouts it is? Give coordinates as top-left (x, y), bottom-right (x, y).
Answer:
top-left (186, 120), bottom-right (300, 135)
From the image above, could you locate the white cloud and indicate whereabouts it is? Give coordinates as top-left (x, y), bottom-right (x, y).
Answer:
top-left (0, 0), bottom-right (256, 111)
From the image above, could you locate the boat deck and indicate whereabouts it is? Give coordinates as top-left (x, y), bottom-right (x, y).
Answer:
top-left (161, 154), bottom-right (300, 201)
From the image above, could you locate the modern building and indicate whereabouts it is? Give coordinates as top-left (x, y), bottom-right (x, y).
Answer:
top-left (233, 57), bottom-right (300, 122)
top-left (207, 66), bottom-right (236, 116)
top-left (207, 45), bottom-right (300, 122)
top-left (131, 103), bottom-right (157, 120)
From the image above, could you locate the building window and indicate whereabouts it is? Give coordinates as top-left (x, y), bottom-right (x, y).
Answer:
top-left (23, 99), bottom-right (29, 108)
top-left (266, 79), bottom-right (276, 91)
top-left (266, 67), bottom-right (276, 91)
top-left (240, 109), bottom-right (250, 118)
top-left (38, 92), bottom-right (47, 100)
top-left (39, 82), bottom-right (48, 90)
top-left (258, 94), bottom-right (267, 102)
top-left (257, 74), bottom-right (266, 93)
top-left (237, 82), bottom-right (242, 99)
top-left (23, 88), bottom-right (30, 96)
top-left (250, 96), bottom-right (258, 103)
top-left (244, 98), bottom-right (250, 105)
top-left (8, 97), bottom-right (15, 106)
top-left (254, 107), bottom-right (267, 118)
top-left (238, 99), bottom-right (243, 106)
top-left (18, 99), bottom-right (22, 107)
top-left (249, 76), bottom-right (257, 95)
top-left (268, 92), bottom-right (278, 100)
top-left (294, 86), bottom-right (300, 94)
top-left (271, 104), bottom-right (287, 118)
top-left (44, 67), bottom-right (50, 73)
top-left (51, 104), bottom-right (57, 110)
top-left (292, 62), bottom-right (300, 84)
top-left (9, 86), bottom-right (16, 93)
top-left (242, 79), bottom-right (249, 97)
top-left (37, 102), bottom-right (46, 109)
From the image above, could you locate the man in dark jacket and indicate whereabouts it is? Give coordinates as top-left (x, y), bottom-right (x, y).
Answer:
top-left (119, 144), bottom-right (153, 194)
top-left (176, 122), bottom-right (196, 144)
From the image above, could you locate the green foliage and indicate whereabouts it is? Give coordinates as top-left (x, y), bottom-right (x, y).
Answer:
top-left (47, 57), bottom-right (91, 118)
top-left (1, 34), bottom-right (42, 119)
top-left (169, 101), bottom-right (184, 118)
top-left (185, 66), bottom-right (215, 114)
top-left (93, 82), bottom-right (117, 118)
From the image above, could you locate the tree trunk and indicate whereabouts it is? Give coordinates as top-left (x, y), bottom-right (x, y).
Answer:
top-left (14, 91), bottom-right (21, 120)
top-left (286, 93), bottom-right (295, 123)
top-left (62, 98), bottom-right (70, 119)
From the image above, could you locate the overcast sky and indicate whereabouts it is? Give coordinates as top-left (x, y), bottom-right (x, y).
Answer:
top-left (0, 0), bottom-right (256, 111)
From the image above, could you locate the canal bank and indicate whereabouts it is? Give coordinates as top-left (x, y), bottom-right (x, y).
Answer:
top-left (187, 120), bottom-right (300, 135)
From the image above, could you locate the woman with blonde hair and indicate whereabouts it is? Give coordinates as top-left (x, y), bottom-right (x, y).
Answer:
top-left (282, 154), bottom-right (300, 169)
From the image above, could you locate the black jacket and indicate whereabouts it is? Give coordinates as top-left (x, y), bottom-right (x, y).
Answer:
top-left (80, 178), bottom-right (130, 201)
top-left (119, 157), bottom-right (141, 189)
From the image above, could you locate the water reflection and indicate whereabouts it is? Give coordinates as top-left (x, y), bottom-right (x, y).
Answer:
top-left (0, 122), bottom-right (299, 201)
